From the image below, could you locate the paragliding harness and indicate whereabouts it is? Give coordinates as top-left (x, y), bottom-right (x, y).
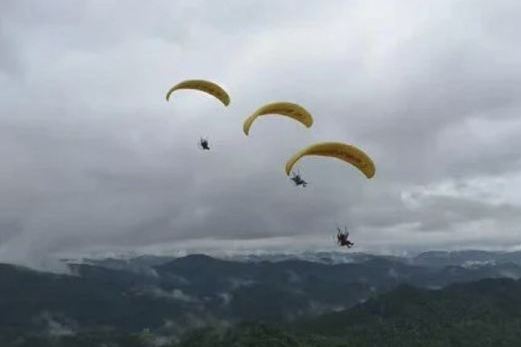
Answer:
top-left (290, 171), bottom-right (308, 187)
top-left (337, 226), bottom-right (354, 248)
top-left (198, 137), bottom-right (210, 150)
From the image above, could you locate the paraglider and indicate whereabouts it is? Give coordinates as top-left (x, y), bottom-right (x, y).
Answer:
top-left (166, 79), bottom-right (230, 106)
top-left (243, 102), bottom-right (314, 135)
top-left (198, 137), bottom-right (210, 150)
top-left (336, 226), bottom-right (354, 248)
top-left (290, 171), bottom-right (307, 187)
top-left (285, 142), bottom-right (375, 179)
top-left (165, 79), bottom-right (229, 152)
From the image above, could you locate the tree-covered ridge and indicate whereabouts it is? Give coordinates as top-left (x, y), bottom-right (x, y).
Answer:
top-left (3, 253), bottom-right (521, 346)
top-left (4, 278), bottom-right (521, 346)
top-left (174, 278), bottom-right (521, 347)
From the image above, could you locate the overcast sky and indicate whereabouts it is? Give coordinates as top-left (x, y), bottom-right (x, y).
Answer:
top-left (1, 0), bottom-right (520, 269)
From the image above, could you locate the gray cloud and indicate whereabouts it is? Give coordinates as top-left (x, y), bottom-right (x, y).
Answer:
top-left (0, 0), bottom-right (520, 269)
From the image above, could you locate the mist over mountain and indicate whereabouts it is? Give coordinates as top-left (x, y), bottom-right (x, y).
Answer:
top-left (177, 278), bottom-right (521, 347)
top-left (2, 250), bottom-right (521, 345)
top-left (79, 248), bottom-right (521, 269)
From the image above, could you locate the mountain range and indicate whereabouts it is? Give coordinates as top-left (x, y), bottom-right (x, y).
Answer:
top-left (2, 250), bottom-right (521, 346)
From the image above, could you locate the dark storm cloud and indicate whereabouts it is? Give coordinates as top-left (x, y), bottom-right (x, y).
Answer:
top-left (0, 0), bottom-right (520, 269)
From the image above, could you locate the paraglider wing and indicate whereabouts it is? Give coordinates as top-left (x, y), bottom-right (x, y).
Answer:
top-left (285, 142), bottom-right (375, 179)
top-left (166, 79), bottom-right (230, 106)
top-left (243, 102), bottom-right (314, 135)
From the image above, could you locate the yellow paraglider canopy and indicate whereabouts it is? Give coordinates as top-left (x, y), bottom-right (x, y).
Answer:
top-left (166, 79), bottom-right (230, 106)
top-left (285, 142), bottom-right (375, 179)
top-left (243, 102), bottom-right (314, 135)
